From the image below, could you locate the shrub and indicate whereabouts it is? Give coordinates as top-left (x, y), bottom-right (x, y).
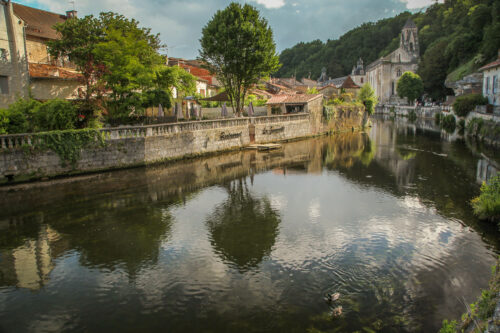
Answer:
top-left (435, 112), bottom-right (443, 125)
top-left (453, 94), bottom-right (488, 117)
top-left (466, 117), bottom-right (484, 136)
top-left (441, 114), bottom-right (456, 133)
top-left (408, 110), bottom-right (417, 121)
top-left (471, 173), bottom-right (500, 223)
top-left (359, 83), bottom-right (378, 115)
top-left (33, 99), bottom-right (78, 131)
top-left (438, 319), bottom-right (458, 333)
top-left (0, 98), bottom-right (41, 134)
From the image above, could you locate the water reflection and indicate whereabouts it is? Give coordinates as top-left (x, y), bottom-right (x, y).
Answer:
top-left (206, 178), bottom-right (281, 271)
top-left (0, 118), bottom-right (498, 333)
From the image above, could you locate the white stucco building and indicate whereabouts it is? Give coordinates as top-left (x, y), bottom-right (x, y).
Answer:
top-left (479, 50), bottom-right (500, 106)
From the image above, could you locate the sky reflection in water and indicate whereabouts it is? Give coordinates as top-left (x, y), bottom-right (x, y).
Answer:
top-left (0, 117), bottom-right (498, 333)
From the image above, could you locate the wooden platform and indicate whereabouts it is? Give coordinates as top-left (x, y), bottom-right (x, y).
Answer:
top-left (245, 143), bottom-right (282, 151)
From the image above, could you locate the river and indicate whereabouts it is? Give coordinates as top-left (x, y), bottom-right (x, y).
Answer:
top-left (0, 117), bottom-right (498, 332)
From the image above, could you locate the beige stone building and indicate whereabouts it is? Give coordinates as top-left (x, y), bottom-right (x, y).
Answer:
top-left (366, 19), bottom-right (420, 104)
top-left (0, 1), bottom-right (82, 108)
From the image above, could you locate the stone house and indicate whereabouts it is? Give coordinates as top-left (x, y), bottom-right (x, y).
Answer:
top-left (318, 59), bottom-right (366, 90)
top-left (318, 76), bottom-right (360, 99)
top-left (479, 50), bottom-right (500, 106)
top-left (266, 94), bottom-right (323, 116)
top-left (366, 19), bottom-right (420, 104)
top-left (0, 1), bottom-right (83, 108)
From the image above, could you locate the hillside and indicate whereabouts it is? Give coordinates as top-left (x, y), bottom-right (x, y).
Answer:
top-left (276, 0), bottom-right (500, 100)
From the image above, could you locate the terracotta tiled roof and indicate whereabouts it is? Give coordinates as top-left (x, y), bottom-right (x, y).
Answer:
top-left (340, 76), bottom-right (360, 89)
top-left (179, 64), bottom-right (217, 85)
top-left (266, 94), bottom-right (322, 105)
top-left (29, 63), bottom-right (82, 80)
top-left (478, 59), bottom-right (500, 72)
top-left (13, 3), bottom-right (67, 40)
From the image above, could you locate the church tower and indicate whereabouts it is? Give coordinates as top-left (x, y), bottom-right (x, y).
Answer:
top-left (400, 19), bottom-right (419, 58)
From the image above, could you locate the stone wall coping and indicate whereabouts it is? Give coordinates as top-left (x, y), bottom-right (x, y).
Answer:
top-left (0, 113), bottom-right (310, 149)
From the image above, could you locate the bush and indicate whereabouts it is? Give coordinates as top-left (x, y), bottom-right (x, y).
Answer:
top-left (441, 114), bottom-right (456, 133)
top-left (471, 173), bottom-right (500, 223)
top-left (466, 117), bottom-right (484, 136)
top-left (453, 94), bottom-right (488, 117)
top-left (0, 98), bottom-right (41, 134)
top-left (435, 112), bottom-right (443, 125)
top-left (33, 99), bottom-right (78, 131)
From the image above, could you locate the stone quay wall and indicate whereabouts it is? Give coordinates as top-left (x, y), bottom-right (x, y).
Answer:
top-left (0, 107), bottom-right (365, 182)
top-left (375, 105), bottom-right (442, 119)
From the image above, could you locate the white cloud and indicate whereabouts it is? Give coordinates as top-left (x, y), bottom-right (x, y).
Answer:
top-left (251, 0), bottom-right (286, 9)
top-left (400, 0), bottom-right (440, 9)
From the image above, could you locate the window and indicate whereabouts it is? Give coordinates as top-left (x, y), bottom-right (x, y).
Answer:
top-left (0, 76), bottom-right (9, 94)
top-left (493, 76), bottom-right (498, 94)
top-left (397, 69), bottom-right (402, 77)
top-left (0, 49), bottom-right (7, 61)
top-left (361, 78), bottom-right (364, 84)
top-left (486, 77), bottom-right (490, 94)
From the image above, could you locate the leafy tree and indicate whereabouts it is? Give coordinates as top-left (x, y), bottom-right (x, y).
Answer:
top-left (94, 13), bottom-right (165, 117)
top-left (397, 72), bottom-right (423, 104)
top-left (306, 87), bottom-right (319, 94)
top-left (199, 3), bottom-right (280, 116)
top-left (358, 83), bottom-right (378, 115)
top-left (48, 15), bottom-right (106, 109)
top-left (471, 173), bottom-right (500, 223)
top-left (0, 98), bottom-right (41, 134)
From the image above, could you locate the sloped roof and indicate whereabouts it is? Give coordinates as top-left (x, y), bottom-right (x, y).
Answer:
top-left (340, 76), bottom-right (360, 89)
top-left (29, 63), bottom-right (82, 80)
top-left (266, 94), bottom-right (323, 105)
top-left (478, 58), bottom-right (500, 72)
top-left (13, 3), bottom-right (67, 40)
top-left (403, 18), bottom-right (417, 29)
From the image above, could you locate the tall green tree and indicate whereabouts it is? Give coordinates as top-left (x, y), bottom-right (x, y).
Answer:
top-left (94, 13), bottom-right (165, 116)
top-left (199, 3), bottom-right (280, 116)
top-left (358, 83), bottom-right (378, 115)
top-left (48, 15), bottom-right (106, 107)
top-left (397, 72), bottom-right (423, 104)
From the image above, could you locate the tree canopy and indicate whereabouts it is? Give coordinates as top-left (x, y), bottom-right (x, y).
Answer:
top-left (358, 83), bottom-right (378, 115)
top-left (397, 72), bottom-right (423, 104)
top-left (199, 3), bottom-right (280, 115)
top-left (48, 12), bottom-right (196, 119)
top-left (276, 0), bottom-right (500, 100)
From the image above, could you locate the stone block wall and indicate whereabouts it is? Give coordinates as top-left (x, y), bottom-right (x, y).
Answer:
top-left (0, 106), bottom-right (365, 182)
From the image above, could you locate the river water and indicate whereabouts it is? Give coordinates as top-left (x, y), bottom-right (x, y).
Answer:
top-left (0, 117), bottom-right (498, 332)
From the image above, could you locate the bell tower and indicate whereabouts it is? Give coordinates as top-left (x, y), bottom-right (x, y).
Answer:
top-left (400, 18), bottom-right (419, 58)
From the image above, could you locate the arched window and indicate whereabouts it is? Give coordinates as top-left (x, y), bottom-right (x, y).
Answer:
top-left (397, 69), bottom-right (402, 77)
top-left (410, 42), bottom-right (414, 52)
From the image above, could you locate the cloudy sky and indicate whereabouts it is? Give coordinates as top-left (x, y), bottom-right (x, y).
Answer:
top-left (17, 0), bottom-right (437, 59)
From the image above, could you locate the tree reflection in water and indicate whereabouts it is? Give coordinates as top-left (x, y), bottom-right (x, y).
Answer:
top-left (206, 178), bottom-right (281, 272)
top-left (49, 197), bottom-right (174, 276)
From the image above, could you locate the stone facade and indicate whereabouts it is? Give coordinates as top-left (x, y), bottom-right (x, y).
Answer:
top-left (0, 2), bottom-right (29, 108)
top-left (479, 51), bottom-right (500, 106)
top-left (366, 19), bottom-right (419, 104)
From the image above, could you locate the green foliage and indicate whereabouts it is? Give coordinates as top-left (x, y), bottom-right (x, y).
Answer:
top-left (397, 72), bottom-right (423, 104)
top-left (276, 12), bottom-right (412, 79)
top-left (358, 83), bottom-right (378, 115)
top-left (31, 129), bottom-right (105, 166)
top-left (408, 110), bottom-right (417, 121)
top-left (323, 105), bottom-right (336, 121)
top-left (466, 117), bottom-right (484, 136)
top-left (33, 99), bottom-right (78, 132)
top-left (199, 3), bottom-right (280, 115)
top-left (471, 173), bottom-right (500, 223)
top-left (441, 114), bottom-right (456, 133)
top-left (278, 1), bottom-right (500, 101)
top-left (438, 320), bottom-right (458, 333)
top-left (306, 87), bottom-right (319, 94)
top-left (0, 98), bottom-right (41, 134)
top-left (453, 94), bottom-right (488, 117)
top-left (244, 94), bottom-right (267, 107)
top-left (435, 112), bottom-right (443, 125)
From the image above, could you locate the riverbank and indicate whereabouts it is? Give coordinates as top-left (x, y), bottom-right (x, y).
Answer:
top-left (0, 105), bottom-right (366, 184)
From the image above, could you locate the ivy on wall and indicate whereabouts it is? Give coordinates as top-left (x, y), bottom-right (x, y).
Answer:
top-left (26, 129), bottom-right (106, 166)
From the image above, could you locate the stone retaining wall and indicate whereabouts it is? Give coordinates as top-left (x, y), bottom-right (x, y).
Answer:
top-left (0, 108), bottom-right (365, 182)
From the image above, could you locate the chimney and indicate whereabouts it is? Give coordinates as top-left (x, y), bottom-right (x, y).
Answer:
top-left (66, 10), bottom-right (77, 18)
